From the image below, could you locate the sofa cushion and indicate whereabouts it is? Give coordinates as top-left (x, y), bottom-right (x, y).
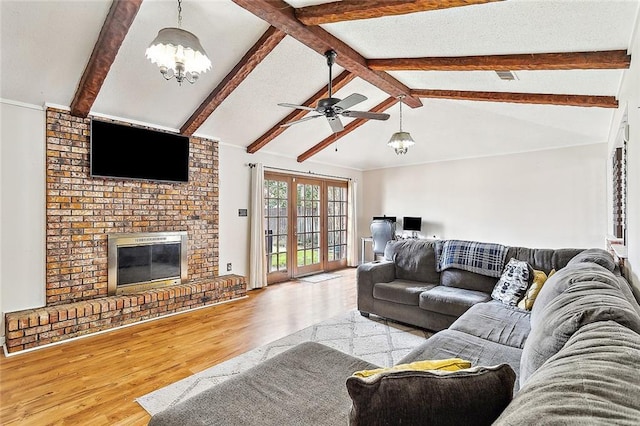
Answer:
top-left (566, 247), bottom-right (616, 272)
top-left (373, 280), bottom-right (435, 306)
top-left (440, 268), bottom-right (498, 292)
top-left (503, 246), bottom-right (583, 274)
top-left (419, 286), bottom-right (491, 317)
top-left (346, 364), bottom-right (515, 426)
top-left (449, 301), bottom-right (531, 349)
top-left (399, 329), bottom-right (524, 392)
top-left (495, 321), bottom-right (640, 425)
top-left (491, 258), bottom-right (533, 306)
top-left (384, 239), bottom-right (441, 283)
top-left (530, 262), bottom-right (622, 328)
top-left (520, 283), bottom-right (640, 386)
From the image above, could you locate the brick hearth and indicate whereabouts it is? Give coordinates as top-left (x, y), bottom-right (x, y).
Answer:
top-left (3, 108), bottom-right (246, 353)
top-left (5, 275), bottom-right (245, 353)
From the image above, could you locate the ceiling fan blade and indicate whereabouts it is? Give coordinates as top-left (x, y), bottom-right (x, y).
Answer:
top-left (334, 93), bottom-right (367, 111)
top-left (278, 103), bottom-right (317, 111)
top-left (327, 116), bottom-right (344, 133)
top-left (281, 115), bottom-right (323, 127)
top-left (341, 110), bottom-right (390, 121)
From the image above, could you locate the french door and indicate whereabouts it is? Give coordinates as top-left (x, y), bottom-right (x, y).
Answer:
top-left (264, 172), bottom-right (348, 284)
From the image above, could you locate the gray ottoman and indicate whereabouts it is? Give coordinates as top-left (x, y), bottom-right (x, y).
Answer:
top-left (148, 341), bottom-right (379, 425)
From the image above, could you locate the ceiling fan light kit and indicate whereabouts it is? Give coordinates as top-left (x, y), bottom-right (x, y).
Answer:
top-left (146, 0), bottom-right (211, 85)
top-left (388, 95), bottom-right (415, 155)
top-left (278, 50), bottom-right (390, 133)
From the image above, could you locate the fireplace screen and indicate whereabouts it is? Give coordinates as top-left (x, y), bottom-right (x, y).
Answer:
top-left (108, 232), bottom-right (187, 295)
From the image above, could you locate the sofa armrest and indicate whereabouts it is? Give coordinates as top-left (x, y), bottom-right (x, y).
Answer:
top-left (356, 261), bottom-right (395, 313)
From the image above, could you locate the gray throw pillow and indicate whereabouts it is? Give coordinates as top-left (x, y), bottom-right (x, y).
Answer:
top-left (346, 364), bottom-right (515, 426)
top-left (491, 258), bottom-right (532, 306)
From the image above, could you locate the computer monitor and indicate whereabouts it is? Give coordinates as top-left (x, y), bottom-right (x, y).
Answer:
top-left (372, 216), bottom-right (396, 223)
top-left (403, 216), bottom-right (422, 232)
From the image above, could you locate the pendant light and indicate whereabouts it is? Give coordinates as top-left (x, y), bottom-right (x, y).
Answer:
top-left (387, 95), bottom-right (415, 155)
top-left (145, 0), bottom-right (211, 85)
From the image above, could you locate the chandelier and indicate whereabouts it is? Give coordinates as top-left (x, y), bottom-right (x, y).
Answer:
top-left (387, 95), bottom-right (415, 155)
top-left (145, 0), bottom-right (211, 85)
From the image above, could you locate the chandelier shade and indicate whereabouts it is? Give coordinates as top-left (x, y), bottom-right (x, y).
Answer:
top-left (387, 131), bottom-right (415, 155)
top-left (145, 0), bottom-right (211, 85)
top-left (387, 96), bottom-right (415, 155)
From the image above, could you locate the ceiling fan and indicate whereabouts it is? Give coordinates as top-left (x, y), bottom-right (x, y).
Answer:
top-left (278, 50), bottom-right (390, 133)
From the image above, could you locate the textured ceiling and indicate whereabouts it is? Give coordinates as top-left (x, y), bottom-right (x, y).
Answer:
top-left (1, 0), bottom-right (638, 171)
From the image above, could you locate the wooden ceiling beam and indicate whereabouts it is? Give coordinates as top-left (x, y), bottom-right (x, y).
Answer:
top-left (368, 50), bottom-right (631, 71)
top-left (410, 89), bottom-right (618, 108)
top-left (231, 0), bottom-right (422, 109)
top-left (70, 0), bottom-right (143, 118)
top-left (181, 26), bottom-right (286, 136)
top-left (297, 97), bottom-right (398, 162)
top-left (296, 0), bottom-right (502, 25)
top-left (246, 71), bottom-right (356, 154)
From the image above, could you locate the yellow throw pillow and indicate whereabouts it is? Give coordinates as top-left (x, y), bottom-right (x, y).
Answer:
top-left (352, 358), bottom-right (471, 378)
top-left (518, 269), bottom-right (555, 310)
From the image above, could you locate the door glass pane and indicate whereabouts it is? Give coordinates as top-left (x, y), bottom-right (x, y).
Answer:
top-left (265, 178), bottom-right (288, 273)
top-left (297, 182), bottom-right (321, 268)
top-left (327, 184), bottom-right (348, 263)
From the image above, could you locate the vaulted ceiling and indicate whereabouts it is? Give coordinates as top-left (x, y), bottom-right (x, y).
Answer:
top-left (2, 0), bottom-right (638, 170)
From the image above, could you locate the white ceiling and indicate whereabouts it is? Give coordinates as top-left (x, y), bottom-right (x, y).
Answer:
top-left (1, 0), bottom-right (639, 171)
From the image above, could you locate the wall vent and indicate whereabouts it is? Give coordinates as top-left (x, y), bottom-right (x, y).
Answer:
top-left (495, 70), bottom-right (518, 80)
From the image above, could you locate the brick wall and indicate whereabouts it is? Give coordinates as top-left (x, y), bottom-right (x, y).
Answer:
top-left (45, 108), bottom-right (219, 305)
top-left (2, 108), bottom-right (247, 354)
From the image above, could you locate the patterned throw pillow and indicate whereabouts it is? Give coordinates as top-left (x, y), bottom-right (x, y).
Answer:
top-left (491, 258), bottom-right (532, 306)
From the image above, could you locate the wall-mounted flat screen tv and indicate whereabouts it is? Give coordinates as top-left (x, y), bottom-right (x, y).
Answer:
top-left (90, 119), bottom-right (189, 183)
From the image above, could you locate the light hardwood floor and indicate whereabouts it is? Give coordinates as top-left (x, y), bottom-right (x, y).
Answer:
top-left (0, 268), bottom-right (357, 425)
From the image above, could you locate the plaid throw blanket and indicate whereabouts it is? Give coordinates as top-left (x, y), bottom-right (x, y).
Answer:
top-left (436, 240), bottom-right (508, 277)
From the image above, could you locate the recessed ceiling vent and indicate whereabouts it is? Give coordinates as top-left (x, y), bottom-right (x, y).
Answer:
top-left (495, 70), bottom-right (518, 81)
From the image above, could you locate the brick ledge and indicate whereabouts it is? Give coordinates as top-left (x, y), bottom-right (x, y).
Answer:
top-left (4, 275), bottom-right (246, 354)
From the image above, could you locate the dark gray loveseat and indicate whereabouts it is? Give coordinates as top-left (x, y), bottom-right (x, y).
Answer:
top-left (357, 239), bottom-right (583, 332)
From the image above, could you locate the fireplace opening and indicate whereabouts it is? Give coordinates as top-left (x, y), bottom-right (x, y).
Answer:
top-left (108, 232), bottom-right (187, 295)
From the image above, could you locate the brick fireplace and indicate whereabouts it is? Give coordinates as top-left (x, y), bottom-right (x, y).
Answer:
top-left (4, 108), bottom-right (246, 353)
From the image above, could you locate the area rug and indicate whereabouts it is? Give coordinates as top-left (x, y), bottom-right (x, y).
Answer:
top-left (296, 272), bottom-right (341, 283)
top-left (136, 310), bottom-right (432, 416)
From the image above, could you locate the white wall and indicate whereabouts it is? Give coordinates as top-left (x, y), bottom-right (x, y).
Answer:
top-left (611, 13), bottom-right (640, 295)
top-left (0, 101), bottom-right (47, 339)
top-left (362, 144), bottom-right (608, 251)
top-left (217, 143), bottom-right (364, 276)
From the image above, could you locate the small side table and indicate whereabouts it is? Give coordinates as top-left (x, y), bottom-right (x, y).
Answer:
top-left (361, 236), bottom-right (373, 264)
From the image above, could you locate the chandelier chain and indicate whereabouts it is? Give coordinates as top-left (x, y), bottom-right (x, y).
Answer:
top-left (398, 95), bottom-right (405, 132)
top-left (177, 0), bottom-right (183, 28)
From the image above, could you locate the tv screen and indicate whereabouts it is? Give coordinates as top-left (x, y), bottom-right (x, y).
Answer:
top-left (90, 119), bottom-right (189, 183)
top-left (403, 216), bottom-right (422, 231)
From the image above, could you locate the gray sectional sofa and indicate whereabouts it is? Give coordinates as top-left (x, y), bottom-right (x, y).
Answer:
top-left (149, 239), bottom-right (640, 425)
